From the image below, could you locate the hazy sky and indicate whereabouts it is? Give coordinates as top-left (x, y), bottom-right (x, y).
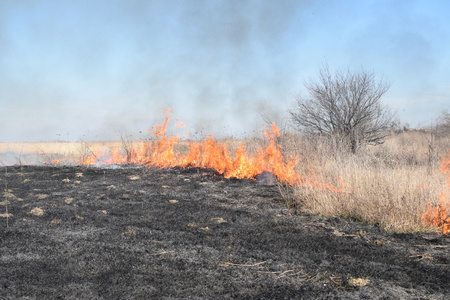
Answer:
top-left (1, 0), bottom-right (449, 142)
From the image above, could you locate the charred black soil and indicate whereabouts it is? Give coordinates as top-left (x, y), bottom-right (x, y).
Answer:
top-left (0, 165), bottom-right (449, 299)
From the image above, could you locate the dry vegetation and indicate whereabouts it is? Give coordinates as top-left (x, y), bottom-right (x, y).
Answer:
top-left (276, 128), bottom-right (450, 234)
top-left (1, 127), bottom-right (449, 235)
top-left (0, 141), bottom-right (138, 166)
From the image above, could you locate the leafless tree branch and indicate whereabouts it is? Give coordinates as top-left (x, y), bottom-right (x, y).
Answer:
top-left (290, 65), bottom-right (395, 153)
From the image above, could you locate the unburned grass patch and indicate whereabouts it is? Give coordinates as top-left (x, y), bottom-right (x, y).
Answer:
top-left (285, 130), bottom-right (450, 234)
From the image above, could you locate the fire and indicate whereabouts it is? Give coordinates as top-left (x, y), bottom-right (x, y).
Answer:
top-left (78, 149), bottom-right (98, 165)
top-left (421, 152), bottom-right (450, 235)
top-left (42, 158), bottom-right (62, 165)
top-left (77, 111), bottom-right (346, 193)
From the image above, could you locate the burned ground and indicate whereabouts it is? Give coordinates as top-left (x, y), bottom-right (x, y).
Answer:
top-left (0, 165), bottom-right (449, 299)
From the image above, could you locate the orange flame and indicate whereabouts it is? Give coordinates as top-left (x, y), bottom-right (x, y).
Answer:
top-left (42, 158), bottom-right (62, 165)
top-left (77, 110), bottom-right (346, 193)
top-left (421, 152), bottom-right (450, 235)
top-left (78, 149), bottom-right (100, 165)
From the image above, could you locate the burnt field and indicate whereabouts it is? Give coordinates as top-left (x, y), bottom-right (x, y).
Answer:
top-left (0, 165), bottom-right (449, 299)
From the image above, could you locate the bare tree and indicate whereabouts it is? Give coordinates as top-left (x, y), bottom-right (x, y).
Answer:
top-left (290, 65), bottom-right (395, 153)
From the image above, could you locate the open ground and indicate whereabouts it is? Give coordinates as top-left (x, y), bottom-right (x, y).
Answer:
top-left (1, 165), bottom-right (449, 299)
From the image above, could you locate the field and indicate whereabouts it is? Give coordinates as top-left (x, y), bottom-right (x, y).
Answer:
top-left (278, 129), bottom-right (450, 235)
top-left (0, 141), bottom-right (126, 166)
top-left (1, 165), bottom-right (448, 299)
top-left (1, 128), bottom-right (450, 235)
top-left (1, 126), bottom-right (449, 298)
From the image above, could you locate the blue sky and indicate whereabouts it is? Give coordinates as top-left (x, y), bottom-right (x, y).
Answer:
top-left (0, 0), bottom-right (449, 142)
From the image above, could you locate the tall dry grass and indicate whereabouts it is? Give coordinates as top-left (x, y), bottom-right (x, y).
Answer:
top-left (280, 130), bottom-right (450, 233)
top-left (0, 141), bottom-right (129, 165)
top-left (2, 128), bottom-right (449, 234)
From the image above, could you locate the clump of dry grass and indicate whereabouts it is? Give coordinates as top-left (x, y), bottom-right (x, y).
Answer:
top-left (282, 130), bottom-right (450, 233)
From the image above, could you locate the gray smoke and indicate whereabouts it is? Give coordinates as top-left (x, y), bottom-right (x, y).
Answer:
top-left (0, 0), bottom-right (448, 141)
top-left (0, 0), bottom-right (312, 141)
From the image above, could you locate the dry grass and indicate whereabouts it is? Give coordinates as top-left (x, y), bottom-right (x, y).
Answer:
top-left (0, 141), bottom-right (138, 165)
top-left (1, 129), bottom-right (449, 234)
top-left (282, 130), bottom-right (450, 233)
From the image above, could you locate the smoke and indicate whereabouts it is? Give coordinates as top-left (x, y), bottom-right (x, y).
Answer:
top-left (0, 0), bottom-right (313, 141)
top-left (120, 0), bottom-right (307, 138)
top-left (1, 0), bottom-right (448, 141)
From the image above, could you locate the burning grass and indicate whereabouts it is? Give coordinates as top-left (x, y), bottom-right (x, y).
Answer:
top-left (421, 152), bottom-right (450, 235)
top-left (74, 112), bottom-right (345, 192)
top-left (2, 113), bottom-right (450, 235)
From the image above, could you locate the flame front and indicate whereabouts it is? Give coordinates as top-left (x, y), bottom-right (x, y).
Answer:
top-left (77, 111), bottom-right (346, 193)
top-left (42, 158), bottom-right (62, 165)
top-left (421, 152), bottom-right (450, 235)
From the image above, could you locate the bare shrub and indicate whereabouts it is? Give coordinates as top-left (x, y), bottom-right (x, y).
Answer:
top-left (290, 65), bottom-right (395, 153)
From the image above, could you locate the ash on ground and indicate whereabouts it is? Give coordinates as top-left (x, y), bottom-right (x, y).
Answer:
top-left (0, 165), bottom-right (448, 299)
